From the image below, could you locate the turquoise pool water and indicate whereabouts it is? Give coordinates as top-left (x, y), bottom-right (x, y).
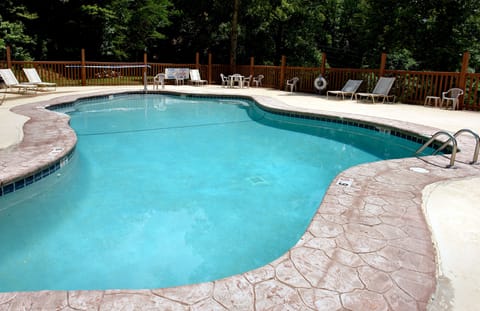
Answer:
top-left (0, 94), bottom-right (427, 292)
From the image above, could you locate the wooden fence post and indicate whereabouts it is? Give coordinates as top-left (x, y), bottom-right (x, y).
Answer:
top-left (458, 51), bottom-right (470, 109)
top-left (195, 52), bottom-right (200, 69)
top-left (143, 52), bottom-right (148, 90)
top-left (250, 57), bottom-right (255, 77)
top-left (279, 55), bottom-right (286, 90)
top-left (379, 52), bottom-right (387, 77)
top-left (81, 49), bottom-right (86, 86)
top-left (320, 52), bottom-right (326, 76)
top-left (208, 53), bottom-right (212, 83)
top-left (6, 46), bottom-right (12, 68)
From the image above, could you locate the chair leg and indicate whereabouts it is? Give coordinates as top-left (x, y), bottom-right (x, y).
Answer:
top-left (444, 99), bottom-right (452, 109)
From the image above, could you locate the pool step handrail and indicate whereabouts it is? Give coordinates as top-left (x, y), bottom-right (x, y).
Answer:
top-left (434, 129), bottom-right (479, 164)
top-left (415, 131), bottom-right (457, 168)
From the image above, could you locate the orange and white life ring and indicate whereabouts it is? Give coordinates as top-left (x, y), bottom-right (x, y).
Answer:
top-left (314, 76), bottom-right (327, 91)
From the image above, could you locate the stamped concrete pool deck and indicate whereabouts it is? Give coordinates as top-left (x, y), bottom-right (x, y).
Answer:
top-left (0, 86), bottom-right (479, 310)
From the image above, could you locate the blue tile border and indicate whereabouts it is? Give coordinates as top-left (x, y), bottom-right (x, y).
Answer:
top-left (252, 102), bottom-right (450, 152)
top-left (0, 150), bottom-right (74, 197)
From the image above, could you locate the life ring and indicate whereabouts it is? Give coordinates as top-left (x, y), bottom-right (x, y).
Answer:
top-left (314, 76), bottom-right (327, 91)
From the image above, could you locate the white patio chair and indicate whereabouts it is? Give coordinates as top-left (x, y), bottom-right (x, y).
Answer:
top-left (220, 73), bottom-right (229, 87)
top-left (252, 74), bottom-right (264, 87)
top-left (441, 88), bottom-right (464, 110)
top-left (153, 73), bottom-right (165, 89)
top-left (285, 77), bottom-right (299, 92)
top-left (243, 75), bottom-right (253, 88)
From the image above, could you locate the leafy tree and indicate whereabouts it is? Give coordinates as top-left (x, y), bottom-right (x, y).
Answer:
top-left (423, 0), bottom-right (480, 71)
top-left (0, 0), bottom-right (37, 60)
top-left (2, 0), bottom-right (480, 71)
top-left (123, 0), bottom-right (172, 60)
top-left (243, 0), bottom-right (329, 66)
top-left (319, 0), bottom-right (367, 67)
top-left (157, 0), bottom-right (233, 63)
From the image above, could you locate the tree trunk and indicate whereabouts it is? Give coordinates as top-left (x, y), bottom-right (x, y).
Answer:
top-left (230, 0), bottom-right (240, 66)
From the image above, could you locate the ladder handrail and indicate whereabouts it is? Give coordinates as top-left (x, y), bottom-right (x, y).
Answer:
top-left (415, 131), bottom-right (457, 167)
top-left (433, 129), bottom-right (479, 164)
top-left (455, 129), bottom-right (479, 164)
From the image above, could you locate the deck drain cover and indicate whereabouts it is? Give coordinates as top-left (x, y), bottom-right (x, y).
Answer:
top-left (336, 178), bottom-right (353, 187)
top-left (409, 167), bottom-right (429, 174)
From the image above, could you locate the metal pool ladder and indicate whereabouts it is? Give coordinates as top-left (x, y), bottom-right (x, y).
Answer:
top-left (415, 129), bottom-right (480, 167)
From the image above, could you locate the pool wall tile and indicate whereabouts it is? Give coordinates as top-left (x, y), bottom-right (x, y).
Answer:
top-left (0, 150), bottom-right (74, 197)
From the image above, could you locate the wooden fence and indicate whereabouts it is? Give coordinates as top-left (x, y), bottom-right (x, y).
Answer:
top-left (1, 49), bottom-right (479, 111)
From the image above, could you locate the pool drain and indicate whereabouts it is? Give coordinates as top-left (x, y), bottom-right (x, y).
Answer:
top-left (247, 176), bottom-right (267, 185)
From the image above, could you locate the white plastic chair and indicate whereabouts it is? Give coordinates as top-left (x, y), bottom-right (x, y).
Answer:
top-left (243, 75), bottom-right (252, 88)
top-left (252, 74), bottom-right (264, 87)
top-left (153, 73), bottom-right (165, 89)
top-left (285, 77), bottom-right (299, 92)
top-left (220, 73), bottom-right (229, 87)
top-left (441, 88), bottom-right (464, 110)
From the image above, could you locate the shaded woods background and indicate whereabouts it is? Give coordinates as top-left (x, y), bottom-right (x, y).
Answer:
top-left (1, 0), bottom-right (480, 72)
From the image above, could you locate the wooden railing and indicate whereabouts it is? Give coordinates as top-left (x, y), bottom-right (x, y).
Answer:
top-left (1, 59), bottom-right (479, 111)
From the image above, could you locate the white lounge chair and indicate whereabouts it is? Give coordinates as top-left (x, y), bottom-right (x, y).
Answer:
top-left (355, 77), bottom-right (396, 103)
top-left (23, 68), bottom-right (57, 91)
top-left (327, 79), bottom-right (363, 100)
top-left (0, 69), bottom-right (38, 94)
top-left (189, 69), bottom-right (208, 86)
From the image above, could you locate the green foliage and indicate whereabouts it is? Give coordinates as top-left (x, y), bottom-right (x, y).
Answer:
top-left (1, 0), bottom-right (479, 71)
top-left (0, 1), bottom-right (37, 60)
top-left (387, 48), bottom-right (418, 70)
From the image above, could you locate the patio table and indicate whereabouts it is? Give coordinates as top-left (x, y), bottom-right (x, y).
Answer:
top-left (228, 74), bottom-right (244, 88)
top-left (425, 96), bottom-right (441, 107)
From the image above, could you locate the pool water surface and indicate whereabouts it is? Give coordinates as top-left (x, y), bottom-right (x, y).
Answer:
top-left (0, 94), bottom-right (429, 292)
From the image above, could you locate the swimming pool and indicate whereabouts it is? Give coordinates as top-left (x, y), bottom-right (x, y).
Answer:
top-left (0, 93), bottom-right (434, 292)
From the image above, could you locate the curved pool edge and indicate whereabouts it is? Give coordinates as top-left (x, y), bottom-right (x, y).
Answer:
top-left (0, 89), bottom-right (479, 310)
